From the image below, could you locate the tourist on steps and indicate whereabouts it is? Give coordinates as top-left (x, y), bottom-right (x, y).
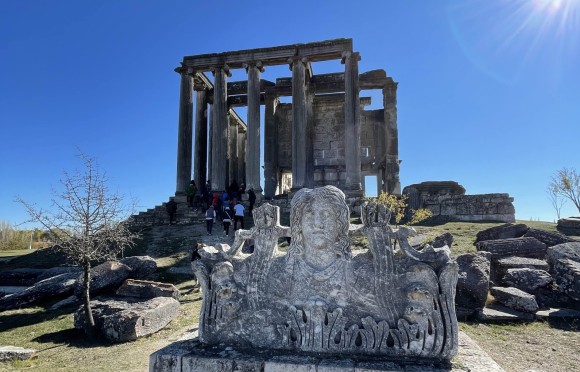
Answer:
top-left (234, 200), bottom-right (245, 230)
top-left (222, 206), bottom-right (234, 236)
top-left (205, 205), bottom-right (216, 235)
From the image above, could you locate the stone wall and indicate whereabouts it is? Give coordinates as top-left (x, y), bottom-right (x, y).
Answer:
top-left (277, 94), bottom-right (384, 189)
top-left (404, 181), bottom-right (515, 223)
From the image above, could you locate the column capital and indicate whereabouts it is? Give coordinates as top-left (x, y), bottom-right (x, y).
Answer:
top-left (174, 66), bottom-right (195, 76)
top-left (341, 51), bottom-right (361, 64)
top-left (242, 61), bottom-right (265, 73)
top-left (287, 56), bottom-right (308, 70)
top-left (210, 64), bottom-right (232, 78)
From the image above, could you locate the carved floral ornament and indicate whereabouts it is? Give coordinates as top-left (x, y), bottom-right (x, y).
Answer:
top-left (191, 185), bottom-right (458, 361)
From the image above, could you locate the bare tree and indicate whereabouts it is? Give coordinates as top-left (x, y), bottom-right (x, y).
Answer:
top-left (550, 168), bottom-right (580, 215)
top-left (547, 184), bottom-right (566, 220)
top-left (17, 153), bottom-right (139, 333)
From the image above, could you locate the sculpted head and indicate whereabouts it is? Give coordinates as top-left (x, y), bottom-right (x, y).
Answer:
top-left (288, 186), bottom-right (351, 266)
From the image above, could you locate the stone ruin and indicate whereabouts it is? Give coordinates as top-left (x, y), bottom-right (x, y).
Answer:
top-left (156, 186), bottom-right (459, 369)
top-left (403, 181), bottom-right (515, 223)
top-left (173, 38), bottom-right (400, 202)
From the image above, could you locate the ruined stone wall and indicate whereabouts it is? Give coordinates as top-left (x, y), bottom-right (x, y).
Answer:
top-left (404, 182), bottom-right (515, 223)
top-left (276, 96), bottom-right (384, 188)
top-left (360, 109), bottom-right (384, 169)
top-left (423, 193), bottom-right (515, 223)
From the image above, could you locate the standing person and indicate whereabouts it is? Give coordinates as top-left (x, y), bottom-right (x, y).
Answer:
top-left (234, 200), bottom-right (245, 230)
top-left (222, 206), bottom-right (234, 236)
top-left (165, 199), bottom-right (177, 225)
top-left (186, 180), bottom-right (197, 208)
top-left (205, 205), bottom-right (216, 235)
top-left (248, 188), bottom-right (256, 212)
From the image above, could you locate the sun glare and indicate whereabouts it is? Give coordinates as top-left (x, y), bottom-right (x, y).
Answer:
top-left (447, 0), bottom-right (580, 85)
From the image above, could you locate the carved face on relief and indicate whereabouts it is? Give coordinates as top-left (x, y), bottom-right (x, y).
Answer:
top-left (301, 199), bottom-right (338, 250)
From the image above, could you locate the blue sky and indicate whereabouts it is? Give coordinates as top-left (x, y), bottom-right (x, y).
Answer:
top-left (1, 0), bottom-right (579, 227)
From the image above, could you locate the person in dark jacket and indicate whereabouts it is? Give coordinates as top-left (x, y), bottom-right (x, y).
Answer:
top-left (165, 199), bottom-right (177, 224)
top-left (248, 188), bottom-right (256, 212)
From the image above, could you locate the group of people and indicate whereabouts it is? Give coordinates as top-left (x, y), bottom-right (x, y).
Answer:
top-left (169, 179), bottom-right (258, 236)
top-left (204, 199), bottom-right (246, 236)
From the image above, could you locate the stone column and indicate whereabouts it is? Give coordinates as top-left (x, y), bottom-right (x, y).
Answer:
top-left (245, 62), bottom-right (263, 192)
top-left (194, 85), bottom-right (208, 189)
top-left (238, 131), bottom-right (247, 185)
top-left (210, 65), bottom-right (230, 192)
top-left (383, 82), bottom-right (401, 195)
top-left (264, 94), bottom-right (279, 198)
top-left (342, 51), bottom-right (362, 193)
top-left (289, 57), bottom-right (311, 190)
top-left (228, 113), bottom-right (238, 186)
top-left (174, 67), bottom-right (194, 197)
top-left (207, 101), bottom-right (213, 187)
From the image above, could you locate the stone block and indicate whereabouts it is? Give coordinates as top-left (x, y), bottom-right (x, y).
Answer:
top-left (318, 359), bottom-right (355, 372)
top-left (0, 272), bottom-right (78, 311)
top-left (553, 259), bottom-right (580, 301)
top-left (0, 346), bottom-right (37, 362)
top-left (477, 304), bottom-right (535, 322)
top-left (74, 296), bottom-right (180, 342)
top-left (116, 279), bottom-right (179, 300)
top-left (264, 356), bottom-right (317, 372)
top-left (182, 355), bottom-right (234, 372)
top-left (535, 307), bottom-right (580, 318)
top-left (455, 252), bottom-right (491, 316)
top-left (547, 242), bottom-right (580, 267)
top-left (490, 286), bottom-right (539, 313)
top-left (475, 223), bottom-right (529, 243)
top-left (476, 237), bottom-right (547, 260)
top-left (557, 217), bottom-right (580, 235)
top-left (492, 257), bottom-right (549, 285)
top-left (120, 256), bottom-right (158, 279)
top-left (79, 261), bottom-right (132, 296)
top-left (502, 268), bottom-right (552, 293)
top-left (523, 228), bottom-right (576, 247)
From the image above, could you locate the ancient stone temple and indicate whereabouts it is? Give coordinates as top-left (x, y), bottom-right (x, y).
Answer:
top-left (174, 39), bottom-right (401, 199)
top-left (149, 186), bottom-right (459, 370)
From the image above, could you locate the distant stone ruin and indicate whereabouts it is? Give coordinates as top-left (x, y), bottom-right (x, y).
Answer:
top-left (403, 181), bottom-right (515, 223)
top-left (181, 186), bottom-right (458, 366)
top-left (173, 38), bottom-right (400, 200)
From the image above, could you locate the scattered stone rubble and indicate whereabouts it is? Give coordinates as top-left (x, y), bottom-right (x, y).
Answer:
top-left (455, 222), bottom-right (580, 321)
top-left (0, 256), bottom-right (179, 343)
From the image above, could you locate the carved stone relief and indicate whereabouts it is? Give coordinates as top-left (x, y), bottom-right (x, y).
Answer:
top-left (191, 185), bottom-right (458, 361)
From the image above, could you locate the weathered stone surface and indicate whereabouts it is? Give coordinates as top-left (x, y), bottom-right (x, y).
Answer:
top-left (535, 307), bottom-right (580, 318)
top-left (431, 232), bottom-right (453, 249)
top-left (476, 237), bottom-right (546, 260)
top-left (534, 285), bottom-right (580, 309)
top-left (547, 242), bottom-right (580, 266)
top-left (455, 252), bottom-right (490, 318)
top-left (0, 272), bottom-right (78, 311)
top-left (493, 257), bottom-right (549, 285)
top-left (116, 279), bottom-right (179, 300)
top-left (49, 295), bottom-right (79, 310)
top-left (475, 223), bottom-right (529, 244)
top-left (119, 256), bottom-right (157, 279)
top-left (77, 261), bottom-right (132, 296)
top-left (191, 186), bottom-right (459, 362)
top-left (557, 217), bottom-right (580, 235)
top-left (74, 296), bottom-right (180, 342)
top-left (552, 259), bottom-right (580, 301)
top-left (0, 268), bottom-right (44, 286)
top-left (0, 346), bottom-right (37, 362)
top-left (477, 304), bottom-right (535, 322)
top-left (502, 268), bottom-right (552, 293)
top-left (490, 287), bottom-right (539, 313)
top-left (523, 228), bottom-right (576, 247)
top-left (150, 330), bottom-right (498, 372)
